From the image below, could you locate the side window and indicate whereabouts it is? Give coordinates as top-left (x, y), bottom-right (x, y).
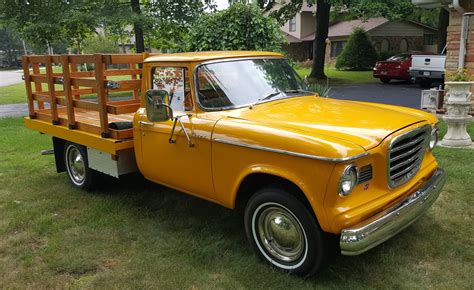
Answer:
top-left (151, 67), bottom-right (192, 112)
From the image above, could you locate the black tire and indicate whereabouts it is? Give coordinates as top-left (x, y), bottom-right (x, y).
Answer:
top-left (64, 142), bottom-right (98, 190)
top-left (380, 77), bottom-right (391, 84)
top-left (244, 187), bottom-right (331, 276)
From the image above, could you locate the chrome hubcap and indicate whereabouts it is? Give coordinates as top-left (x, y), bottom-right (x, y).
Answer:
top-left (67, 147), bottom-right (85, 185)
top-left (257, 206), bottom-right (305, 263)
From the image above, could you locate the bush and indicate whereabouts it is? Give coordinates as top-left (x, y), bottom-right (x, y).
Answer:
top-left (82, 35), bottom-right (119, 54)
top-left (336, 28), bottom-right (378, 70)
top-left (187, 3), bottom-right (284, 52)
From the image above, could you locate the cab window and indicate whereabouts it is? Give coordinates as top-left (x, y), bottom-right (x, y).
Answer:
top-left (151, 67), bottom-right (192, 112)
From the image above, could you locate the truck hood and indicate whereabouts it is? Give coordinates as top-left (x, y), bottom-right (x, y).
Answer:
top-left (226, 96), bottom-right (429, 150)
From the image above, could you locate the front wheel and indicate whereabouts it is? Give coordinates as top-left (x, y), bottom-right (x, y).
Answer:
top-left (64, 142), bottom-right (99, 190)
top-left (244, 187), bottom-right (331, 276)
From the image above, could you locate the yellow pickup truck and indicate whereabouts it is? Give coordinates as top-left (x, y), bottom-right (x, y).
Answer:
top-left (23, 51), bottom-right (446, 276)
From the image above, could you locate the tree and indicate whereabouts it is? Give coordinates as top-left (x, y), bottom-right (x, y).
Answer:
top-left (270, 0), bottom-right (438, 80)
top-left (335, 28), bottom-right (378, 70)
top-left (438, 8), bottom-right (449, 53)
top-left (187, 4), bottom-right (284, 52)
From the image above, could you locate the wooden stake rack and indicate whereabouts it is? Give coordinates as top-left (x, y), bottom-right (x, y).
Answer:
top-left (22, 53), bottom-right (144, 140)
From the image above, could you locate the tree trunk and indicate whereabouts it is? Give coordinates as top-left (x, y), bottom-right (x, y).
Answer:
top-left (437, 8), bottom-right (449, 54)
top-left (131, 0), bottom-right (145, 53)
top-left (309, 0), bottom-right (330, 79)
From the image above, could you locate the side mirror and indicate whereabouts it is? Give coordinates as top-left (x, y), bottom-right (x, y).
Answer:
top-left (145, 89), bottom-right (174, 122)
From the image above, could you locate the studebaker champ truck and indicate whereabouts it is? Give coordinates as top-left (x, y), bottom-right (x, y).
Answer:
top-left (22, 51), bottom-right (446, 276)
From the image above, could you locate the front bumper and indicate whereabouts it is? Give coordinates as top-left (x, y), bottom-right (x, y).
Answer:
top-left (340, 168), bottom-right (447, 256)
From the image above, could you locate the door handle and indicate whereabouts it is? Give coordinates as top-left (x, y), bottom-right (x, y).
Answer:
top-left (139, 121), bottom-right (154, 126)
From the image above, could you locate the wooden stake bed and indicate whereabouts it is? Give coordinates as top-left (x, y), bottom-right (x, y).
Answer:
top-left (22, 53), bottom-right (146, 154)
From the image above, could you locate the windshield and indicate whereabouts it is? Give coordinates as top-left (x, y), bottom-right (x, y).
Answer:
top-left (387, 54), bottom-right (411, 61)
top-left (196, 58), bottom-right (309, 110)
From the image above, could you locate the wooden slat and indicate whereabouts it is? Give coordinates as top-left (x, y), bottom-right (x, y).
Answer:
top-left (31, 63), bottom-right (44, 110)
top-left (130, 63), bottom-right (139, 100)
top-left (108, 79), bottom-right (141, 91)
top-left (68, 54), bottom-right (95, 64)
top-left (70, 71), bottom-right (95, 77)
top-left (72, 99), bottom-right (100, 111)
top-left (104, 69), bottom-right (142, 76)
top-left (109, 128), bottom-right (133, 139)
top-left (27, 55), bottom-right (47, 64)
top-left (45, 55), bottom-right (59, 124)
top-left (103, 54), bottom-right (143, 65)
top-left (71, 88), bottom-right (95, 95)
top-left (70, 63), bottom-right (81, 99)
top-left (22, 55), bottom-right (35, 118)
top-left (61, 55), bottom-right (76, 129)
top-left (71, 77), bottom-right (96, 87)
top-left (32, 93), bottom-right (51, 103)
top-left (94, 54), bottom-right (109, 137)
top-left (107, 103), bottom-right (140, 115)
top-left (30, 75), bottom-right (48, 83)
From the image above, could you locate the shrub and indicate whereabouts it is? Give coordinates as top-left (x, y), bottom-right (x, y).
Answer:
top-left (187, 3), bottom-right (284, 52)
top-left (82, 35), bottom-right (119, 54)
top-left (336, 28), bottom-right (378, 70)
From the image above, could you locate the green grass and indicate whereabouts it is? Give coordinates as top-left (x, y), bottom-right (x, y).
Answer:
top-left (295, 66), bottom-right (378, 85)
top-left (0, 117), bottom-right (472, 288)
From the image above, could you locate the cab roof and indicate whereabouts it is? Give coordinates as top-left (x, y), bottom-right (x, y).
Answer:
top-left (144, 51), bottom-right (283, 63)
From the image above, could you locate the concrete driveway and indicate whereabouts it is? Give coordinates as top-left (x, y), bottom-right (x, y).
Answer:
top-left (0, 69), bottom-right (24, 87)
top-left (0, 82), bottom-right (425, 118)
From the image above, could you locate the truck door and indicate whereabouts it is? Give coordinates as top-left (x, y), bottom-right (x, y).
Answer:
top-left (138, 66), bottom-right (215, 199)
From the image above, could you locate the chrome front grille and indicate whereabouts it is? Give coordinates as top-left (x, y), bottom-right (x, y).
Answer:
top-left (388, 125), bottom-right (430, 188)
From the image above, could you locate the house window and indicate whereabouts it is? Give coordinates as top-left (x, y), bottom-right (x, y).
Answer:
top-left (289, 16), bottom-right (296, 32)
top-left (400, 39), bottom-right (409, 52)
top-left (424, 34), bottom-right (435, 45)
top-left (381, 39), bottom-right (390, 52)
top-left (331, 41), bottom-right (345, 58)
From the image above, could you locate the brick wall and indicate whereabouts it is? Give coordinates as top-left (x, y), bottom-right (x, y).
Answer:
top-left (446, 10), bottom-right (474, 109)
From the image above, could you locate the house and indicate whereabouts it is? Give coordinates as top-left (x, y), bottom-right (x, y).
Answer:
top-left (279, 4), bottom-right (438, 62)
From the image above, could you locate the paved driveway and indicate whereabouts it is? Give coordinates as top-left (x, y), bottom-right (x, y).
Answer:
top-left (0, 82), bottom-right (425, 118)
top-left (330, 81), bottom-right (423, 108)
top-left (0, 69), bottom-right (24, 87)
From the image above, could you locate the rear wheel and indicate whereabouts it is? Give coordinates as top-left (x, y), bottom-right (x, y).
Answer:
top-left (380, 77), bottom-right (391, 84)
top-left (64, 142), bottom-right (98, 190)
top-left (244, 187), bottom-right (330, 276)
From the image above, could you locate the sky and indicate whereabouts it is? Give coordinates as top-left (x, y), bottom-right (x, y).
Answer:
top-left (214, 0), bottom-right (230, 10)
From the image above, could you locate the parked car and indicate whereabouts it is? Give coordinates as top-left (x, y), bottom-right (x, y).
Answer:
top-left (373, 53), bottom-right (412, 83)
top-left (23, 51), bottom-right (446, 276)
top-left (409, 48), bottom-right (446, 88)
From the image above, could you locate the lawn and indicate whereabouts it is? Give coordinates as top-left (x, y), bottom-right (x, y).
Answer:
top-left (0, 117), bottom-right (472, 288)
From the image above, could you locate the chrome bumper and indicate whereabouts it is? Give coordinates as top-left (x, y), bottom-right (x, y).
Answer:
top-left (340, 168), bottom-right (447, 256)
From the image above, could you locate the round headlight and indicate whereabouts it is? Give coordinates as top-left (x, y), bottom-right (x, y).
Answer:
top-left (429, 127), bottom-right (439, 150)
top-left (339, 165), bottom-right (358, 196)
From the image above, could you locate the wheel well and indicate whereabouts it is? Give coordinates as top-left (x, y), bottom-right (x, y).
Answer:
top-left (234, 173), bottom-right (315, 219)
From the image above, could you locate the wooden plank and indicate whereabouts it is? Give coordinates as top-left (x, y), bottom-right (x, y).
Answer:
top-left (70, 63), bottom-right (81, 99)
top-left (61, 55), bottom-right (76, 129)
top-left (32, 94), bottom-right (51, 103)
top-left (108, 79), bottom-right (141, 91)
top-left (30, 75), bottom-right (48, 83)
top-left (27, 55), bottom-right (47, 64)
top-left (68, 54), bottom-right (95, 64)
top-left (31, 63), bottom-right (45, 110)
top-left (107, 103), bottom-right (141, 115)
top-left (130, 63), bottom-right (139, 100)
top-left (45, 55), bottom-right (59, 124)
top-left (71, 88), bottom-right (95, 95)
top-left (22, 55), bottom-right (35, 118)
top-left (104, 69), bottom-right (142, 76)
top-left (70, 71), bottom-right (95, 77)
top-left (95, 54), bottom-right (109, 137)
top-left (109, 128), bottom-right (134, 140)
top-left (103, 54), bottom-right (143, 65)
top-left (71, 77), bottom-right (96, 87)
top-left (72, 99), bottom-right (100, 111)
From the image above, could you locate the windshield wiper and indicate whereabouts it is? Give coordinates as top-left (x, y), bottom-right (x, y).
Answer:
top-left (283, 89), bottom-right (315, 95)
top-left (257, 91), bottom-right (283, 103)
